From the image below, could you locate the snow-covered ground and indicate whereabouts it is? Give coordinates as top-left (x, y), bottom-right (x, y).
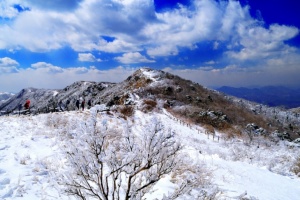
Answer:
top-left (0, 108), bottom-right (300, 199)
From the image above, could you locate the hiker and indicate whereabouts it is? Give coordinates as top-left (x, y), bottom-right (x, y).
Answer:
top-left (18, 103), bottom-right (22, 115)
top-left (58, 100), bottom-right (63, 111)
top-left (66, 99), bottom-right (70, 111)
top-left (50, 98), bottom-right (57, 112)
top-left (23, 99), bottom-right (31, 114)
top-left (76, 99), bottom-right (80, 110)
top-left (24, 99), bottom-right (30, 110)
top-left (81, 99), bottom-right (85, 111)
top-left (88, 99), bottom-right (92, 108)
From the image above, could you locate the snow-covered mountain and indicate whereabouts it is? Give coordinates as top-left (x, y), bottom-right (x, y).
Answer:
top-left (1, 68), bottom-right (300, 199)
top-left (1, 68), bottom-right (300, 142)
top-left (0, 81), bottom-right (115, 113)
top-left (0, 88), bottom-right (58, 112)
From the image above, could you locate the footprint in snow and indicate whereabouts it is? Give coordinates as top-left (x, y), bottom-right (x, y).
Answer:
top-left (0, 145), bottom-right (9, 151)
top-left (0, 178), bottom-right (10, 185)
top-left (0, 178), bottom-right (10, 190)
top-left (0, 169), bottom-right (5, 174)
top-left (1, 188), bottom-right (14, 199)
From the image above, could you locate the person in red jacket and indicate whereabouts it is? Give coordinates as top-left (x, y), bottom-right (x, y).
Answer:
top-left (24, 99), bottom-right (30, 110)
top-left (81, 99), bottom-right (85, 111)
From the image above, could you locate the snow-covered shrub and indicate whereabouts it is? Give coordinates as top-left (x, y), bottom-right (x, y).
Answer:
top-left (293, 138), bottom-right (300, 143)
top-left (45, 113), bottom-right (68, 129)
top-left (58, 115), bottom-right (183, 200)
top-left (169, 158), bottom-right (216, 199)
top-left (230, 144), bottom-right (250, 161)
top-left (244, 123), bottom-right (266, 144)
top-left (19, 154), bottom-right (31, 165)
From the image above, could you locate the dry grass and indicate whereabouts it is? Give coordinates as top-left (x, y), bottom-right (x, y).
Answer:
top-left (119, 105), bottom-right (134, 118)
top-left (223, 126), bottom-right (243, 139)
top-left (203, 124), bottom-right (215, 135)
top-left (292, 156), bottom-right (300, 177)
top-left (127, 75), bottom-right (152, 89)
top-left (141, 99), bottom-right (157, 113)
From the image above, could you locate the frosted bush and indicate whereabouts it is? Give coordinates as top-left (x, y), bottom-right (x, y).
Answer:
top-left (56, 114), bottom-right (185, 199)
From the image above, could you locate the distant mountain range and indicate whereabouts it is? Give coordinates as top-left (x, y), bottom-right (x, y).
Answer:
top-left (0, 92), bottom-right (14, 102)
top-left (216, 86), bottom-right (300, 109)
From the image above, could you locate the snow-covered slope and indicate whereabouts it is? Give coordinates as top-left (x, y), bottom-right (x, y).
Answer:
top-left (0, 106), bottom-right (299, 199)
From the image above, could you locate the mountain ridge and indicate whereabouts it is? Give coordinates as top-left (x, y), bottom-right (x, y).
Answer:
top-left (1, 68), bottom-right (299, 142)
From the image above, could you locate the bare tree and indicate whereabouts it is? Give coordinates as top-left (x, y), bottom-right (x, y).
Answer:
top-left (58, 115), bottom-right (182, 200)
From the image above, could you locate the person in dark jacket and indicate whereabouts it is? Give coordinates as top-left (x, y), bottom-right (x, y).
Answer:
top-left (66, 99), bottom-right (70, 111)
top-left (76, 99), bottom-right (80, 110)
top-left (81, 99), bottom-right (85, 111)
top-left (88, 99), bottom-right (92, 109)
top-left (58, 100), bottom-right (63, 111)
top-left (18, 103), bottom-right (22, 115)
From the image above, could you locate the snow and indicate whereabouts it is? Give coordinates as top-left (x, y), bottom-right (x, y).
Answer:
top-left (0, 92), bottom-right (14, 95)
top-left (141, 68), bottom-right (162, 82)
top-left (0, 108), bottom-right (300, 199)
top-left (52, 91), bottom-right (59, 96)
top-left (212, 158), bottom-right (300, 199)
top-left (0, 114), bottom-right (66, 199)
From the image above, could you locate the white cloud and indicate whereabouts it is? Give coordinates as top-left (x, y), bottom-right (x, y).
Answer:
top-left (147, 45), bottom-right (179, 57)
top-left (0, 0), bottom-right (216, 53)
top-left (219, 0), bottom-right (251, 40)
top-left (0, 57), bottom-right (19, 74)
top-left (31, 62), bottom-right (54, 68)
top-left (0, 0), bottom-right (156, 52)
top-left (115, 52), bottom-right (155, 64)
top-left (204, 60), bottom-right (216, 65)
top-left (25, 0), bottom-right (83, 11)
top-left (69, 66), bottom-right (89, 74)
top-left (31, 62), bottom-right (63, 74)
top-left (0, 57), bottom-right (19, 66)
top-left (0, 1), bottom-right (22, 18)
top-left (0, 0), bottom-right (299, 81)
top-left (0, 0), bottom-right (298, 62)
top-left (95, 39), bottom-right (141, 53)
top-left (78, 53), bottom-right (102, 62)
top-left (0, 10), bottom-right (72, 52)
top-left (226, 24), bottom-right (299, 61)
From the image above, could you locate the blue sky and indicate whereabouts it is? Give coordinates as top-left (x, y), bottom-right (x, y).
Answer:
top-left (0, 0), bottom-right (299, 92)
